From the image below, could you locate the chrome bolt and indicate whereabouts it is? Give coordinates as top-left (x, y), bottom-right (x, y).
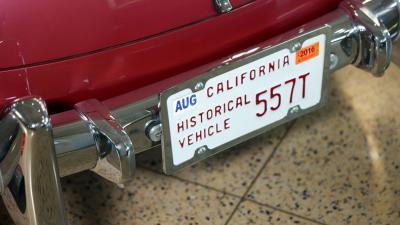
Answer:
top-left (329, 53), bottom-right (339, 70)
top-left (214, 0), bottom-right (233, 13)
top-left (289, 106), bottom-right (300, 114)
top-left (197, 146), bottom-right (207, 154)
top-left (194, 82), bottom-right (205, 91)
top-left (291, 42), bottom-right (302, 52)
top-left (145, 121), bottom-right (162, 142)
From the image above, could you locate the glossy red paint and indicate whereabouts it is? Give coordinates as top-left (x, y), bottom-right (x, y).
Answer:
top-left (0, 0), bottom-right (253, 69)
top-left (0, 0), bottom-right (342, 113)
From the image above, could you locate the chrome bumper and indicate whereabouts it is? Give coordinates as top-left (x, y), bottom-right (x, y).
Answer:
top-left (1, 0), bottom-right (400, 224)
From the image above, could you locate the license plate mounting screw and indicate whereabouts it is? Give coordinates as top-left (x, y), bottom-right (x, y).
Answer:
top-left (291, 42), bottom-right (302, 53)
top-left (196, 146), bottom-right (207, 154)
top-left (289, 105), bottom-right (301, 114)
top-left (194, 82), bottom-right (205, 92)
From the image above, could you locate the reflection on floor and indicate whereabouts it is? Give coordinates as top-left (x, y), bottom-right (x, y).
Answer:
top-left (1, 65), bottom-right (400, 225)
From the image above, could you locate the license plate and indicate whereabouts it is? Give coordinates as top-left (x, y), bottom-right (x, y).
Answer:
top-left (160, 26), bottom-right (331, 174)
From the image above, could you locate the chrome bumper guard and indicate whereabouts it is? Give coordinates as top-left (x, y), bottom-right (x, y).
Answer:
top-left (1, 0), bottom-right (400, 224)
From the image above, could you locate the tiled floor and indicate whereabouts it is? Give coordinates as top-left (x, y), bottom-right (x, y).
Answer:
top-left (1, 65), bottom-right (400, 225)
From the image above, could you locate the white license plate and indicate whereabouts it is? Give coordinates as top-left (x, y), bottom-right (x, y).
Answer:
top-left (160, 27), bottom-right (330, 174)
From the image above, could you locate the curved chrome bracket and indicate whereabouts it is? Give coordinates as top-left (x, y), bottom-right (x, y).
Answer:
top-left (0, 97), bottom-right (68, 225)
top-left (75, 99), bottom-right (135, 185)
top-left (342, 0), bottom-right (400, 76)
top-left (0, 114), bottom-right (20, 195)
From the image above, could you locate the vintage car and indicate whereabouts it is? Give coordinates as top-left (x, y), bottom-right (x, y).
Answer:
top-left (0, 0), bottom-right (399, 224)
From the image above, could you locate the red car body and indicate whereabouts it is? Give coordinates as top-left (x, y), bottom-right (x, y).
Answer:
top-left (0, 0), bottom-right (342, 114)
top-left (2, 1), bottom-right (400, 224)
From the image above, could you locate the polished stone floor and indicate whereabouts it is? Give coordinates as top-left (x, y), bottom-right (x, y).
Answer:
top-left (1, 65), bottom-right (400, 225)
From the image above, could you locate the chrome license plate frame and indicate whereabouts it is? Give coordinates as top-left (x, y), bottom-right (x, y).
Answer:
top-left (160, 26), bottom-right (332, 174)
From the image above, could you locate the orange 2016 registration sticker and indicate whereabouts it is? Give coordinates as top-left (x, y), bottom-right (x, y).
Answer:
top-left (296, 42), bottom-right (320, 64)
